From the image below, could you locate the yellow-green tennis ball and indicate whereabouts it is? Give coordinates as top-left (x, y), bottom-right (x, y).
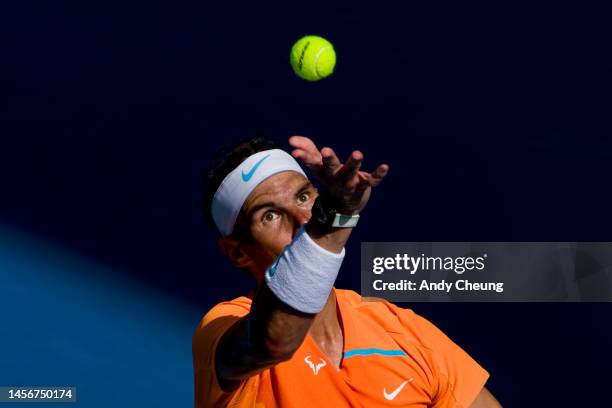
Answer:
top-left (290, 35), bottom-right (336, 81)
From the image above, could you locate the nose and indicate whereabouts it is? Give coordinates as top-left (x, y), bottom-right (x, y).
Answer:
top-left (291, 207), bottom-right (312, 238)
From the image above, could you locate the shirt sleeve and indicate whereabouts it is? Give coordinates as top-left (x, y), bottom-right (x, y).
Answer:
top-left (192, 299), bottom-right (259, 408)
top-left (394, 307), bottom-right (490, 408)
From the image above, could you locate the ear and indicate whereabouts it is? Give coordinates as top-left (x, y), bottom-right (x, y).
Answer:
top-left (218, 236), bottom-right (254, 270)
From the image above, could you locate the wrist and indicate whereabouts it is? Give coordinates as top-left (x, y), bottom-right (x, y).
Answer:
top-left (307, 192), bottom-right (360, 235)
top-left (305, 218), bottom-right (337, 239)
top-left (305, 222), bottom-right (351, 253)
top-left (323, 191), bottom-right (359, 215)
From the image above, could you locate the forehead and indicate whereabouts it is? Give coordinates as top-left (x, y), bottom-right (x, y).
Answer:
top-left (243, 171), bottom-right (309, 209)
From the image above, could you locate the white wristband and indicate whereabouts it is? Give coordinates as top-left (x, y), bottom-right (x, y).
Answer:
top-left (264, 225), bottom-right (345, 314)
top-left (332, 213), bottom-right (360, 228)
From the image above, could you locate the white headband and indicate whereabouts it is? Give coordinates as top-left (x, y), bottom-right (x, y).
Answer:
top-left (211, 149), bottom-right (307, 236)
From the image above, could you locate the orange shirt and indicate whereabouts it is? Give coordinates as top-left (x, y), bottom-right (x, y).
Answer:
top-left (193, 288), bottom-right (489, 408)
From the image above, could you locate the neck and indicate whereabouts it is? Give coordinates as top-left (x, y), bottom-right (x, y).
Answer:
top-left (310, 288), bottom-right (341, 339)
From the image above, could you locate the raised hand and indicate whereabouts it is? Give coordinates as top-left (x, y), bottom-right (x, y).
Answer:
top-left (289, 136), bottom-right (389, 214)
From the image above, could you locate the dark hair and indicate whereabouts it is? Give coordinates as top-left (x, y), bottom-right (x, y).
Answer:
top-left (202, 133), bottom-right (278, 236)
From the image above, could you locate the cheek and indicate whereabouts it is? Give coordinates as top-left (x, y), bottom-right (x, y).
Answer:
top-left (251, 225), bottom-right (294, 259)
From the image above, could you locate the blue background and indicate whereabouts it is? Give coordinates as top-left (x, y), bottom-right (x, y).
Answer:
top-left (1, 1), bottom-right (612, 406)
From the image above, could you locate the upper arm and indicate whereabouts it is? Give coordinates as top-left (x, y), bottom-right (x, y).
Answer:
top-left (192, 291), bottom-right (305, 407)
top-left (215, 284), bottom-right (315, 383)
top-left (192, 307), bottom-right (254, 407)
top-left (213, 311), bottom-right (287, 391)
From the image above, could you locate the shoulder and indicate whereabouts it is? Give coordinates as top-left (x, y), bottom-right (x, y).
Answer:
top-left (335, 288), bottom-right (393, 305)
top-left (192, 296), bottom-right (253, 370)
top-left (192, 296), bottom-right (260, 407)
top-left (192, 296), bottom-right (252, 351)
top-left (200, 296), bottom-right (252, 327)
top-left (335, 288), bottom-right (413, 334)
top-left (335, 288), bottom-right (442, 341)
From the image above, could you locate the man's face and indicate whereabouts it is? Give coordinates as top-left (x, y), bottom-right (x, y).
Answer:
top-left (232, 171), bottom-right (317, 279)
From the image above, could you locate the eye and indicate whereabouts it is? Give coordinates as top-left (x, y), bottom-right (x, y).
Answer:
top-left (262, 211), bottom-right (279, 224)
top-left (297, 192), bottom-right (310, 204)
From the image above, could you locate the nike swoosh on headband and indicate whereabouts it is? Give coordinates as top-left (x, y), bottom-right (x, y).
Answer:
top-left (242, 154), bottom-right (271, 182)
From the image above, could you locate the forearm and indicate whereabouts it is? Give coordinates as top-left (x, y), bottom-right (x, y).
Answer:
top-left (217, 225), bottom-right (350, 382)
top-left (305, 223), bottom-right (352, 254)
top-left (254, 223), bottom-right (352, 356)
top-left (217, 284), bottom-right (314, 382)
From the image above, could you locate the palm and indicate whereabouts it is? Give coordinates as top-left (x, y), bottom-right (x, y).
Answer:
top-left (288, 136), bottom-right (389, 214)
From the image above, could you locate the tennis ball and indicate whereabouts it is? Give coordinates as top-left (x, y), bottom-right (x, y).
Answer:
top-left (290, 35), bottom-right (336, 81)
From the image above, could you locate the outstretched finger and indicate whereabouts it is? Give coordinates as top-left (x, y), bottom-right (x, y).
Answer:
top-left (289, 135), bottom-right (321, 162)
top-left (369, 164), bottom-right (389, 187)
top-left (291, 149), bottom-right (309, 162)
top-left (337, 150), bottom-right (364, 180)
top-left (289, 136), bottom-right (322, 168)
top-left (291, 148), bottom-right (323, 169)
top-left (321, 147), bottom-right (342, 177)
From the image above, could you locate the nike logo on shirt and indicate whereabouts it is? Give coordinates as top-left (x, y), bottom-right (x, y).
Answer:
top-left (242, 154), bottom-right (271, 182)
top-left (383, 377), bottom-right (413, 401)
